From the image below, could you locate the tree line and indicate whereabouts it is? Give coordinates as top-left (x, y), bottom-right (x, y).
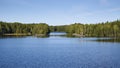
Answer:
top-left (0, 21), bottom-right (49, 36)
top-left (49, 20), bottom-right (120, 37)
top-left (0, 20), bottom-right (120, 37)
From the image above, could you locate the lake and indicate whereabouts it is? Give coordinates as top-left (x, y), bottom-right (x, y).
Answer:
top-left (0, 32), bottom-right (120, 68)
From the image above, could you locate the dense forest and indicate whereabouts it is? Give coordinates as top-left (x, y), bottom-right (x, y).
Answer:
top-left (50, 20), bottom-right (120, 37)
top-left (0, 20), bottom-right (120, 37)
top-left (0, 21), bottom-right (49, 36)
top-left (67, 20), bottom-right (120, 37)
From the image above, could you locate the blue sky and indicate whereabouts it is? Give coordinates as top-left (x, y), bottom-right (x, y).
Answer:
top-left (0, 0), bottom-right (120, 25)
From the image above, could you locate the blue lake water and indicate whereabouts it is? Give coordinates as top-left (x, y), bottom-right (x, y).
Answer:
top-left (0, 32), bottom-right (120, 68)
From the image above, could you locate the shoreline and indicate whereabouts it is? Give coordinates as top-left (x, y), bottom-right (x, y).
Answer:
top-left (3, 33), bottom-right (31, 36)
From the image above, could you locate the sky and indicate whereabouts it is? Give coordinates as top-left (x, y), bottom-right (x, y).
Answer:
top-left (0, 0), bottom-right (120, 25)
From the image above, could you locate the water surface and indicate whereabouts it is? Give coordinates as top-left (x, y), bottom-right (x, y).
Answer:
top-left (0, 32), bottom-right (120, 68)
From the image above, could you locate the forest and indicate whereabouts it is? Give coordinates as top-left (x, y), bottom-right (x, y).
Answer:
top-left (70, 20), bottom-right (120, 37)
top-left (0, 20), bottom-right (120, 37)
top-left (50, 20), bottom-right (120, 37)
top-left (0, 21), bottom-right (49, 36)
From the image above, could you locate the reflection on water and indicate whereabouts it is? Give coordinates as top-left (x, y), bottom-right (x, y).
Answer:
top-left (1, 33), bottom-right (120, 43)
top-left (0, 32), bottom-right (120, 68)
top-left (0, 35), bottom-right (27, 38)
top-left (94, 38), bottom-right (120, 43)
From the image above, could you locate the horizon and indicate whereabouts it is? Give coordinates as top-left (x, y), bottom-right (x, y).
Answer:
top-left (0, 0), bottom-right (120, 25)
top-left (0, 19), bottom-right (119, 26)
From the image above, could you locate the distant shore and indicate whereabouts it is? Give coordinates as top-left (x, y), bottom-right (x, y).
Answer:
top-left (2, 33), bottom-right (48, 37)
top-left (3, 33), bottom-right (31, 36)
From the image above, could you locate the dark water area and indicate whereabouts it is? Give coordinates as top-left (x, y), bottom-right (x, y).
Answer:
top-left (95, 38), bottom-right (120, 43)
top-left (0, 32), bottom-right (120, 68)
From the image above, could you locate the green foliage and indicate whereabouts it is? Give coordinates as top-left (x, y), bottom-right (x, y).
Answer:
top-left (67, 23), bottom-right (84, 35)
top-left (0, 20), bottom-right (120, 37)
top-left (49, 25), bottom-right (68, 32)
top-left (66, 20), bottom-right (120, 37)
top-left (0, 22), bottom-right (50, 35)
top-left (53, 20), bottom-right (120, 37)
top-left (31, 23), bottom-right (49, 35)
